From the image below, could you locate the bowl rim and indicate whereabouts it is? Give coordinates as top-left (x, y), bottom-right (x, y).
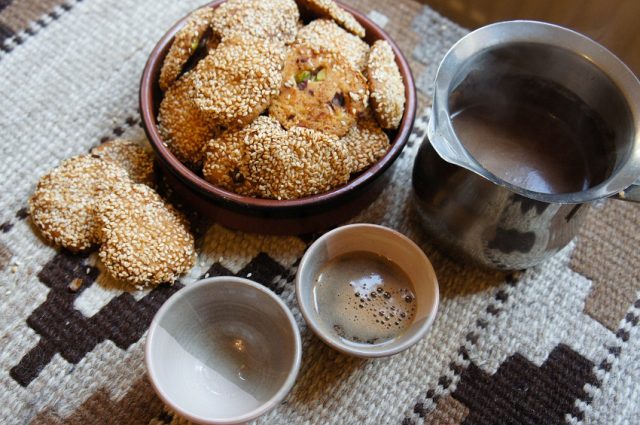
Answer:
top-left (139, 0), bottom-right (417, 211)
top-left (295, 223), bottom-right (440, 357)
top-left (145, 277), bottom-right (302, 424)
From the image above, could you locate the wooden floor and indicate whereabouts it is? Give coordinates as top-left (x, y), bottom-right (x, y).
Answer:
top-left (424, 0), bottom-right (640, 76)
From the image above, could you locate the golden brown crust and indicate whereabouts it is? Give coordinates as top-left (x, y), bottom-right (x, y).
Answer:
top-left (269, 43), bottom-right (368, 137)
top-left (90, 139), bottom-right (156, 187)
top-left (29, 156), bottom-right (130, 251)
top-left (96, 183), bottom-right (195, 288)
top-left (298, 0), bottom-right (365, 38)
top-left (367, 40), bottom-right (405, 129)
top-left (341, 117), bottom-right (390, 173)
top-left (211, 0), bottom-right (299, 44)
top-left (295, 19), bottom-right (369, 72)
top-left (192, 35), bottom-right (286, 128)
top-left (203, 116), bottom-right (352, 199)
top-left (158, 71), bottom-right (220, 168)
top-left (159, 7), bottom-right (216, 92)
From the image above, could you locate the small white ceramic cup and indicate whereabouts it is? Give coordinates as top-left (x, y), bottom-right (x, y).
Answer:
top-left (145, 277), bottom-right (301, 425)
top-left (296, 223), bottom-right (439, 357)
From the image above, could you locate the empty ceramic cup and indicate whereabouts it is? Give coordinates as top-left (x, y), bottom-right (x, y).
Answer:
top-left (145, 277), bottom-right (301, 425)
top-left (296, 224), bottom-right (439, 357)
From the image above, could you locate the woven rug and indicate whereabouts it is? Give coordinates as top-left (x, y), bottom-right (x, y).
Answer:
top-left (1, 0), bottom-right (639, 424)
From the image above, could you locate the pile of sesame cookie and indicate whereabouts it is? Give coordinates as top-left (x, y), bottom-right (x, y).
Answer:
top-left (158, 0), bottom-right (406, 200)
top-left (30, 140), bottom-right (196, 288)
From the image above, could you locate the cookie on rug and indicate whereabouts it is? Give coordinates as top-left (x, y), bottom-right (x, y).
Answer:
top-left (90, 139), bottom-right (156, 186)
top-left (96, 182), bottom-right (195, 287)
top-left (297, 0), bottom-right (365, 38)
top-left (29, 155), bottom-right (130, 251)
top-left (367, 40), bottom-right (406, 129)
top-left (211, 0), bottom-right (299, 44)
top-left (192, 35), bottom-right (286, 128)
top-left (295, 19), bottom-right (369, 71)
top-left (203, 116), bottom-right (352, 199)
top-left (269, 43), bottom-right (368, 137)
top-left (341, 117), bottom-right (390, 173)
top-left (158, 70), bottom-right (221, 168)
top-left (158, 7), bottom-right (216, 91)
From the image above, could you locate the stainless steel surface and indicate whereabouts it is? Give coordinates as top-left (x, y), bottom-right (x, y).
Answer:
top-left (412, 139), bottom-right (589, 269)
top-left (412, 21), bottom-right (640, 269)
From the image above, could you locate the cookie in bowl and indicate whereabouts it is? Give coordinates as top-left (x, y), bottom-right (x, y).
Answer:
top-left (269, 43), bottom-right (368, 137)
top-left (140, 0), bottom-right (416, 234)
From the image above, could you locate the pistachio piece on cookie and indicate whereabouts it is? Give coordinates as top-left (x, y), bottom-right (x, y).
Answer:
top-left (270, 43), bottom-right (368, 137)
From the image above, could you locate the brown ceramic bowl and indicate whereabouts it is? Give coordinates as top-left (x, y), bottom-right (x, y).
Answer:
top-left (140, 0), bottom-right (416, 235)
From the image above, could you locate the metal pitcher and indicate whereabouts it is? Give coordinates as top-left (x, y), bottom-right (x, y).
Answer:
top-left (412, 21), bottom-right (640, 270)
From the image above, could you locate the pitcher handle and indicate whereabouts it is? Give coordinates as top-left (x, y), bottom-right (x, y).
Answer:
top-left (614, 179), bottom-right (640, 202)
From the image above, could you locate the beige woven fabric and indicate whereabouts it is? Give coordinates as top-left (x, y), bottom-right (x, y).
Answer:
top-left (0, 1), bottom-right (638, 424)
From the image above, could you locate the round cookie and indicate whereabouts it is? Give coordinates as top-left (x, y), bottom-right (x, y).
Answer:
top-left (192, 35), bottom-right (285, 128)
top-left (96, 183), bottom-right (195, 287)
top-left (158, 7), bottom-right (216, 92)
top-left (295, 19), bottom-right (369, 72)
top-left (367, 40), bottom-right (406, 129)
top-left (211, 0), bottom-right (299, 44)
top-left (298, 0), bottom-right (365, 38)
top-left (341, 117), bottom-right (390, 173)
top-left (203, 116), bottom-right (352, 199)
top-left (90, 139), bottom-right (155, 186)
top-left (29, 155), bottom-right (130, 251)
top-left (269, 43), bottom-right (368, 137)
top-left (158, 70), bottom-right (221, 168)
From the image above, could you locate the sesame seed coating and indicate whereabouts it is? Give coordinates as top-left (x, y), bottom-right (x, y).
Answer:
top-left (29, 156), bottom-right (130, 251)
top-left (158, 70), bottom-right (221, 168)
top-left (192, 35), bottom-right (286, 128)
top-left (203, 116), bottom-right (352, 199)
top-left (269, 43), bottom-right (368, 137)
top-left (367, 40), bottom-right (406, 129)
top-left (159, 7), bottom-right (216, 92)
top-left (295, 19), bottom-right (369, 72)
top-left (96, 183), bottom-right (195, 287)
top-left (298, 0), bottom-right (365, 38)
top-left (341, 117), bottom-right (390, 173)
top-left (90, 139), bottom-right (156, 187)
top-left (211, 0), bottom-right (300, 44)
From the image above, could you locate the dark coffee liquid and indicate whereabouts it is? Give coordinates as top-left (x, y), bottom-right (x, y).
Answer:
top-left (450, 76), bottom-right (614, 194)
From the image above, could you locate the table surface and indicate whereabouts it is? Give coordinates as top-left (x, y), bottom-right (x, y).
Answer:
top-left (0, 0), bottom-right (639, 424)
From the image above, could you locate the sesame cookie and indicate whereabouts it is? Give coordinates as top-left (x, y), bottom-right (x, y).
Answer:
top-left (29, 156), bottom-right (129, 251)
top-left (96, 183), bottom-right (195, 287)
top-left (90, 139), bottom-right (156, 186)
top-left (295, 19), bottom-right (369, 71)
top-left (211, 0), bottom-right (299, 44)
top-left (159, 7), bottom-right (216, 92)
top-left (158, 71), bottom-right (220, 168)
top-left (341, 117), bottom-right (390, 173)
top-left (367, 40), bottom-right (405, 129)
top-left (203, 116), bottom-right (352, 199)
top-left (269, 43), bottom-right (368, 137)
top-left (298, 0), bottom-right (365, 38)
top-left (192, 35), bottom-right (286, 128)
